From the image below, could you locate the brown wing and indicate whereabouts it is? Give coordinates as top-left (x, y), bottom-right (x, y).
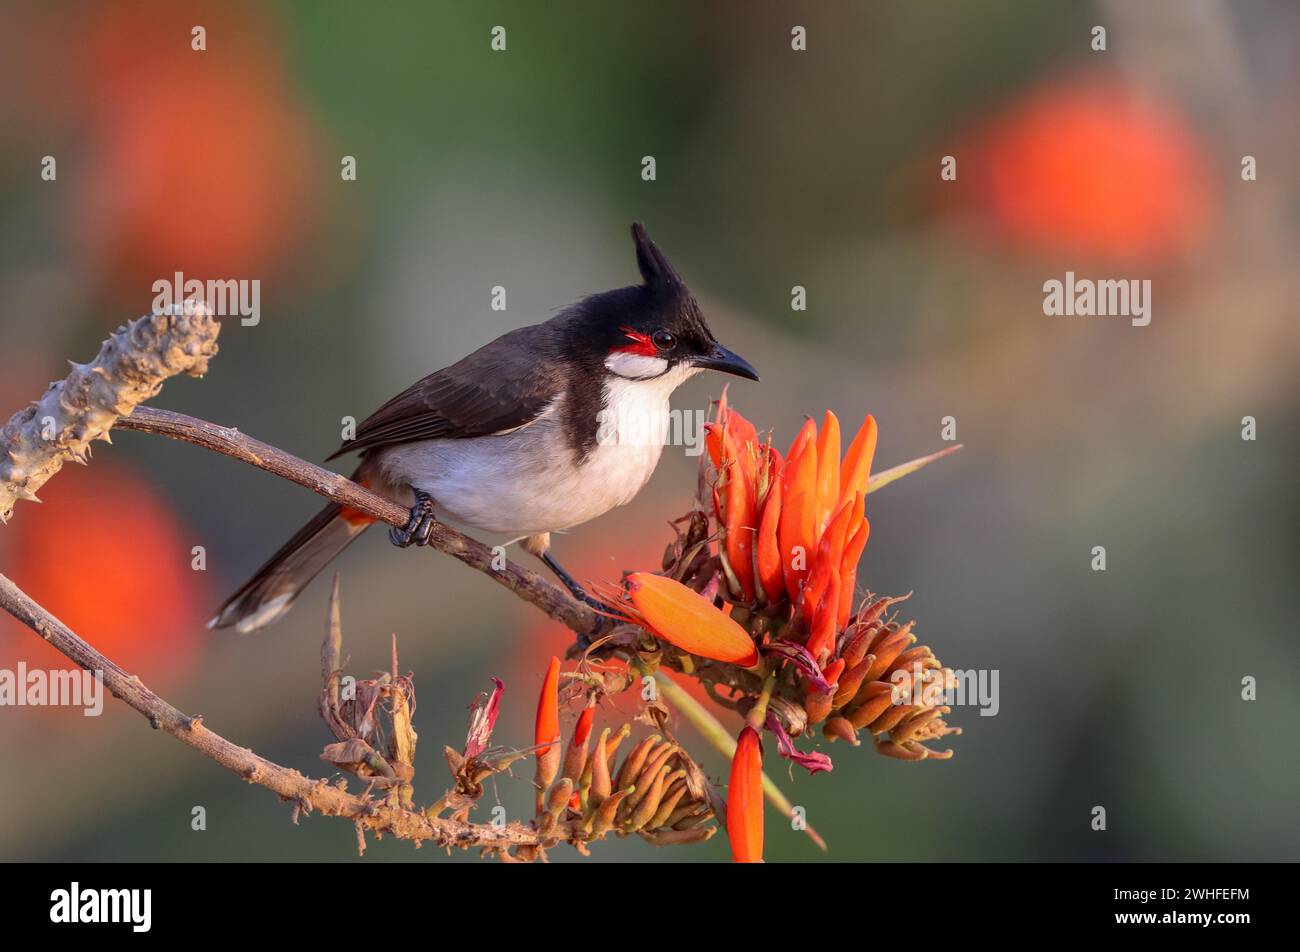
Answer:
top-left (326, 325), bottom-right (563, 460)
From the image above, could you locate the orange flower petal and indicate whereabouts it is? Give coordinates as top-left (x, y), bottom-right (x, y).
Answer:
top-left (786, 417), bottom-right (817, 469)
top-left (727, 726), bottom-right (764, 863)
top-left (822, 657), bottom-right (846, 687)
top-left (710, 386), bottom-right (759, 484)
top-left (761, 444), bottom-right (785, 500)
top-left (704, 421), bottom-right (723, 471)
top-left (814, 410), bottom-right (841, 536)
top-left (625, 573), bottom-right (760, 667)
top-left (806, 570), bottom-right (841, 663)
top-left (572, 703), bottom-right (595, 747)
top-left (534, 656), bottom-right (562, 799)
top-left (726, 409), bottom-right (759, 452)
top-left (722, 429), bottom-right (757, 602)
top-left (714, 385), bottom-right (730, 428)
top-left (779, 443), bottom-right (819, 601)
top-left (837, 511), bottom-right (871, 629)
top-left (755, 477), bottom-right (784, 603)
top-left (535, 656), bottom-right (561, 751)
top-left (801, 498), bottom-right (855, 622)
top-left (839, 414), bottom-right (878, 509)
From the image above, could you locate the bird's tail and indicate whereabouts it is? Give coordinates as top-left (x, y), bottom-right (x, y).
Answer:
top-left (209, 500), bottom-right (375, 634)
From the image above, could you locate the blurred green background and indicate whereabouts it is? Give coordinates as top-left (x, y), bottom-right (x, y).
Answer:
top-left (1, 0), bottom-right (1297, 862)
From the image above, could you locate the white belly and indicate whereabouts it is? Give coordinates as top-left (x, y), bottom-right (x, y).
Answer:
top-left (374, 388), bottom-right (672, 536)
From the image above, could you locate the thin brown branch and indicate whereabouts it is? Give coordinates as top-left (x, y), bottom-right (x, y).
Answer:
top-left (0, 570), bottom-right (583, 857)
top-left (116, 405), bottom-right (599, 636)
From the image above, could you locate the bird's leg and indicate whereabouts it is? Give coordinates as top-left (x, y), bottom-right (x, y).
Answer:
top-left (523, 533), bottom-right (606, 645)
top-left (389, 490), bottom-right (437, 548)
top-left (539, 550), bottom-right (596, 606)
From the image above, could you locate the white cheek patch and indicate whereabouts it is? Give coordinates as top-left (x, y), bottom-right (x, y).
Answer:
top-left (604, 350), bottom-right (669, 379)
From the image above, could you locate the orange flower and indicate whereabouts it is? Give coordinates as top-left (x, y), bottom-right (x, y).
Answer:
top-left (674, 401), bottom-right (961, 770)
top-left (703, 406), bottom-right (881, 666)
top-left (727, 726), bottom-right (764, 863)
top-left (623, 574), bottom-right (760, 668)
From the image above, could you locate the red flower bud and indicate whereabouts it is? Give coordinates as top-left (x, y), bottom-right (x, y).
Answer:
top-left (624, 573), bottom-right (760, 667)
top-left (534, 656), bottom-right (561, 807)
top-left (727, 726), bottom-right (764, 863)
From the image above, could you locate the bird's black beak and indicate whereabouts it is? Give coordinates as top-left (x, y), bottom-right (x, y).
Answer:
top-left (692, 343), bottom-right (759, 382)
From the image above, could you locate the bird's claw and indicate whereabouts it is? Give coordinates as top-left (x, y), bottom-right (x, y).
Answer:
top-left (389, 491), bottom-right (437, 548)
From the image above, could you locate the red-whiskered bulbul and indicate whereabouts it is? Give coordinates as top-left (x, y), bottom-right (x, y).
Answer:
top-left (210, 223), bottom-right (758, 633)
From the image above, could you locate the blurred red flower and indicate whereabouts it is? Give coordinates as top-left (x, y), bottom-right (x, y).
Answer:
top-left (76, 1), bottom-right (323, 293)
top-left (0, 461), bottom-right (205, 684)
top-left (964, 76), bottom-right (1213, 262)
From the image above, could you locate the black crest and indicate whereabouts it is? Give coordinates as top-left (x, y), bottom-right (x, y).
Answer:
top-left (631, 222), bottom-right (684, 291)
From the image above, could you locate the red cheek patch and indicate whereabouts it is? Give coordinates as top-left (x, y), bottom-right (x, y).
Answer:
top-left (615, 326), bottom-right (657, 357)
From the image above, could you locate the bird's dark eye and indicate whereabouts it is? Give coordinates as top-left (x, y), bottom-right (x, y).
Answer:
top-left (651, 330), bottom-right (676, 351)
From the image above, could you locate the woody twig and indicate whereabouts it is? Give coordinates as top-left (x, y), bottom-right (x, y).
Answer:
top-left (115, 404), bottom-right (599, 635)
top-left (0, 569), bottom-right (588, 857)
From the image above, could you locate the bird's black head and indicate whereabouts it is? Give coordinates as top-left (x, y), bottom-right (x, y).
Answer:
top-left (563, 223), bottom-right (759, 383)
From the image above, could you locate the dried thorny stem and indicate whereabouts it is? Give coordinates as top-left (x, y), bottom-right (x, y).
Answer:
top-left (0, 301), bottom-right (219, 522)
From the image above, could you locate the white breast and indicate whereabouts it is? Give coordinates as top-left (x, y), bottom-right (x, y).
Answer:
top-left (375, 365), bottom-right (699, 537)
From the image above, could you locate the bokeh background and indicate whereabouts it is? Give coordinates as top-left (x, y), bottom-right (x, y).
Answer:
top-left (0, 0), bottom-right (1297, 862)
